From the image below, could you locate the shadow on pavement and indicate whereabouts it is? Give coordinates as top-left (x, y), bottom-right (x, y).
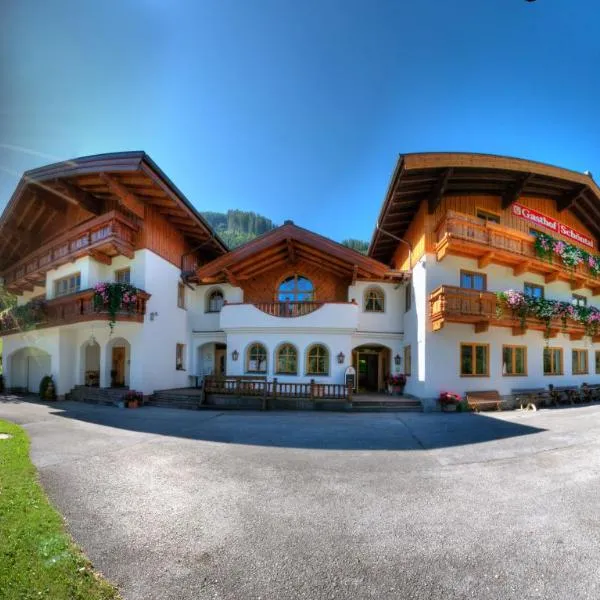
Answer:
top-left (0, 396), bottom-right (547, 451)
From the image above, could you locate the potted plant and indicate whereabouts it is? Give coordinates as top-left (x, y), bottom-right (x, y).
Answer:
top-left (39, 375), bottom-right (57, 401)
top-left (0, 374), bottom-right (4, 394)
top-left (123, 390), bottom-right (143, 409)
top-left (439, 391), bottom-right (462, 412)
top-left (386, 374), bottom-right (407, 396)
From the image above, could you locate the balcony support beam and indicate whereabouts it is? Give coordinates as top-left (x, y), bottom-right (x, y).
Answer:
top-left (512, 325), bottom-right (527, 336)
top-left (513, 261), bottom-right (531, 276)
top-left (427, 168), bottom-right (453, 214)
top-left (501, 173), bottom-right (534, 209)
top-left (89, 250), bottom-right (112, 266)
top-left (100, 173), bottom-right (145, 219)
top-left (474, 321), bottom-right (489, 333)
top-left (478, 252), bottom-right (495, 269)
top-left (570, 277), bottom-right (586, 291)
top-left (569, 332), bottom-right (584, 341)
top-left (545, 271), bottom-right (561, 284)
top-left (223, 268), bottom-right (240, 287)
top-left (557, 184), bottom-right (588, 212)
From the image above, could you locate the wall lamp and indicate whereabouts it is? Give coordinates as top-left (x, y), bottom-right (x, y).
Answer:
top-left (149, 312), bottom-right (159, 321)
top-left (232, 350), bottom-right (239, 361)
top-left (394, 354), bottom-right (402, 366)
top-left (337, 352), bottom-right (345, 364)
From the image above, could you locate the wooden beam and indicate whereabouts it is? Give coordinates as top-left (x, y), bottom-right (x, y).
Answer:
top-left (478, 252), bottom-right (495, 269)
top-left (501, 173), bottom-right (534, 209)
top-left (427, 168), bottom-right (453, 214)
top-left (569, 332), bottom-right (584, 341)
top-left (557, 184), bottom-right (588, 212)
top-left (513, 261), bottom-right (531, 276)
top-left (287, 238), bottom-right (297, 264)
top-left (545, 271), bottom-right (561, 284)
top-left (89, 250), bottom-right (112, 265)
top-left (223, 268), bottom-right (240, 287)
top-left (474, 321), bottom-right (489, 333)
top-left (512, 326), bottom-right (527, 336)
top-left (547, 329), bottom-right (559, 339)
top-left (570, 277), bottom-right (586, 291)
top-left (51, 179), bottom-right (103, 215)
top-left (99, 173), bottom-right (145, 219)
top-left (352, 265), bottom-right (358, 286)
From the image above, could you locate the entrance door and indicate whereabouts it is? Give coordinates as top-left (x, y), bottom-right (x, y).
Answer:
top-left (358, 353), bottom-right (379, 392)
top-left (112, 347), bottom-right (126, 387)
top-left (214, 347), bottom-right (226, 377)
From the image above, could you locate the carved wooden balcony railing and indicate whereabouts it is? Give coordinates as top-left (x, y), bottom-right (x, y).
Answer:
top-left (2, 211), bottom-right (138, 293)
top-left (436, 210), bottom-right (600, 293)
top-left (0, 288), bottom-right (150, 336)
top-left (430, 285), bottom-right (591, 340)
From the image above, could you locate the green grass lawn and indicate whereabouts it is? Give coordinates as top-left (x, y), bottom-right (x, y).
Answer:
top-left (0, 419), bottom-right (121, 600)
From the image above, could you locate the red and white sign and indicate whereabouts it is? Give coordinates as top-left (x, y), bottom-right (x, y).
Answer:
top-left (512, 203), bottom-right (594, 249)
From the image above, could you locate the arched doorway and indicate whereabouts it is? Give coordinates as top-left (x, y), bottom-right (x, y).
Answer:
top-left (197, 342), bottom-right (227, 378)
top-left (9, 347), bottom-right (52, 393)
top-left (80, 340), bottom-right (100, 387)
top-left (352, 344), bottom-right (391, 393)
top-left (105, 338), bottom-right (130, 388)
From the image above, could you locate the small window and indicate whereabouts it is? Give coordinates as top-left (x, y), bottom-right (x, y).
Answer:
top-left (364, 287), bottom-right (385, 312)
top-left (460, 270), bottom-right (487, 291)
top-left (278, 275), bottom-right (314, 302)
top-left (476, 209), bottom-right (501, 224)
top-left (460, 343), bottom-right (489, 377)
top-left (595, 351), bottom-right (600, 374)
top-left (404, 346), bottom-right (412, 376)
top-left (177, 282), bottom-right (186, 309)
top-left (572, 294), bottom-right (587, 307)
top-left (115, 268), bottom-right (130, 284)
top-left (572, 349), bottom-right (588, 375)
top-left (543, 347), bottom-right (563, 375)
top-left (247, 343), bottom-right (267, 374)
top-left (276, 343), bottom-right (298, 375)
top-left (176, 344), bottom-right (186, 371)
top-left (207, 289), bottom-right (224, 313)
top-left (502, 345), bottom-right (527, 376)
top-left (524, 282), bottom-right (544, 299)
top-left (306, 344), bottom-right (329, 376)
top-left (405, 282), bottom-right (412, 312)
top-left (54, 272), bottom-right (81, 297)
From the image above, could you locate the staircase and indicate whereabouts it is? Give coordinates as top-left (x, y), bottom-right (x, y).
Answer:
top-left (68, 386), bottom-right (130, 406)
top-left (351, 395), bottom-right (423, 412)
top-left (146, 389), bottom-right (204, 410)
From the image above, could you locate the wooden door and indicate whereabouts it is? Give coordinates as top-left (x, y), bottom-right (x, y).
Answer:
top-left (214, 348), bottom-right (226, 377)
top-left (112, 347), bottom-right (126, 387)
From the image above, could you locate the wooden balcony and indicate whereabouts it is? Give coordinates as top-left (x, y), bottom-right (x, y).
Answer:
top-left (0, 288), bottom-right (150, 336)
top-left (430, 285), bottom-right (592, 340)
top-left (436, 211), bottom-right (600, 293)
top-left (2, 211), bottom-right (138, 294)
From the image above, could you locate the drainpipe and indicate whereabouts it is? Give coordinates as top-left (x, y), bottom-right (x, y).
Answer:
top-left (375, 222), bottom-right (413, 269)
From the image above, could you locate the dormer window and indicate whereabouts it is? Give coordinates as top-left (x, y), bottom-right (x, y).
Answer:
top-left (278, 275), bottom-right (314, 302)
top-left (207, 289), bottom-right (225, 313)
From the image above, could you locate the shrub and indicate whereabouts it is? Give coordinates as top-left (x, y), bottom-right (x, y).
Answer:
top-left (0, 374), bottom-right (4, 393)
top-left (39, 375), bottom-right (56, 401)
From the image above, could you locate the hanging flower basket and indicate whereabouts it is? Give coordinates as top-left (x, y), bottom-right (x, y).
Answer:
top-left (93, 282), bottom-right (140, 333)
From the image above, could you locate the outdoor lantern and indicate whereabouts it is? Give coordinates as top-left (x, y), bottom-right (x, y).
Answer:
top-left (394, 354), bottom-right (401, 366)
top-left (337, 352), bottom-right (345, 364)
top-left (232, 350), bottom-right (239, 361)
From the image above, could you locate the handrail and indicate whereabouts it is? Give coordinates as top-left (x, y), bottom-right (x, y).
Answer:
top-left (223, 301), bottom-right (355, 318)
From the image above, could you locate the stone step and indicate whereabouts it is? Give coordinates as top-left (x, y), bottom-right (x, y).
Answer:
top-left (69, 386), bottom-right (130, 406)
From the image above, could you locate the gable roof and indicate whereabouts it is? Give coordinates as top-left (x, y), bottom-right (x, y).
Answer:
top-left (194, 221), bottom-right (409, 284)
top-left (0, 151), bottom-right (227, 272)
top-left (369, 152), bottom-right (600, 263)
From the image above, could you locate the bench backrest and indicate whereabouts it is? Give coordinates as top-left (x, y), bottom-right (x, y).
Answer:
top-left (466, 390), bottom-right (500, 401)
top-left (552, 386), bottom-right (578, 391)
top-left (511, 388), bottom-right (546, 394)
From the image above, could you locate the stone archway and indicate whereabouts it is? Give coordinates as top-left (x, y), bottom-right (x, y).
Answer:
top-left (9, 347), bottom-right (52, 394)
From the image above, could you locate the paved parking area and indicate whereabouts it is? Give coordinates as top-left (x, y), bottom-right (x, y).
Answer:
top-left (1, 397), bottom-right (600, 600)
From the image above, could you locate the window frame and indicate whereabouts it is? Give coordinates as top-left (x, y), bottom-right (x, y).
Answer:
top-left (595, 351), bottom-right (600, 375)
top-left (404, 345), bottom-right (412, 376)
top-left (364, 286), bottom-right (385, 313)
top-left (275, 343), bottom-right (298, 375)
top-left (246, 342), bottom-right (268, 374)
top-left (572, 349), bottom-right (588, 375)
top-left (177, 282), bottom-right (186, 309)
top-left (460, 343), bottom-right (490, 377)
top-left (543, 347), bottom-right (563, 376)
top-left (305, 344), bottom-right (330, 376)
top-left (476, 208), bottom-right (501, 224)
top-left (502, 345), bottom-right (527, 376)
top-left (460, 270), bottom-right (487, 291)
top-left (175, 343), bottom-right (186, 371)
top-left (114, 268), bottom-right (131, 284)
top-left (277, 274), bottom-right (315, 302)
top-left (524, 282), bottom-right (544, 299)
top-left (572, 294), bottom-right (587, 307)
top-left (206, 288), bottom-right (225, 313)
top-left (54, 272), bottom-right (81, 298)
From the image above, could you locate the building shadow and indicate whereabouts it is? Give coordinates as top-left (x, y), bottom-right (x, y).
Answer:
top-left (0, 396), bottom-right (551, 451)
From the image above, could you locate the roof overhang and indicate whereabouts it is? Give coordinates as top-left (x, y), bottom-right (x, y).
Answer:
top-left (0, 151), bottom-right (227, 272)
top-left (194, 222), bottom-right (409, 286)
top-left (369, 152), bottom-right (600, 263)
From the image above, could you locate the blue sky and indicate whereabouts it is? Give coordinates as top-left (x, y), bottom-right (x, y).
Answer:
top-left (2, 0), bottom-right (600, 243)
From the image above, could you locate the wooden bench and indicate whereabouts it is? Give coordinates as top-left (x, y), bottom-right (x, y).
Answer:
top-left (465, 390), bottom-right (502, 412)
top-left (580, 383), bottom-right (600, 403)
top-left (511, 387), bottom-right (548, 410)
top-left (548, 385), bottom-right (579, 406)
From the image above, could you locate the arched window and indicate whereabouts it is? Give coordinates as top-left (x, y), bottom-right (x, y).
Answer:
top-left (278, 275), bottom-right (314, 302)
top-left (275, 343), bottom-right (298, 375)
top-left (364, 286), bottom-right (385, 312)
top-left (246, 343), bottom-right (267, 373)
top-left (306, 344), bottom-right (329, 376)
top-left (207, 289), bottom-right (224, 313)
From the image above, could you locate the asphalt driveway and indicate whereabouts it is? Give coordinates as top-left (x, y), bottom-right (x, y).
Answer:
top-left (1, 397), bottom-right (600, 600)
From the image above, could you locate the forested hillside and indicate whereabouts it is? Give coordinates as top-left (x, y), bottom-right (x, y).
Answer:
top-left (201, 209), bottom-right (369, 254)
